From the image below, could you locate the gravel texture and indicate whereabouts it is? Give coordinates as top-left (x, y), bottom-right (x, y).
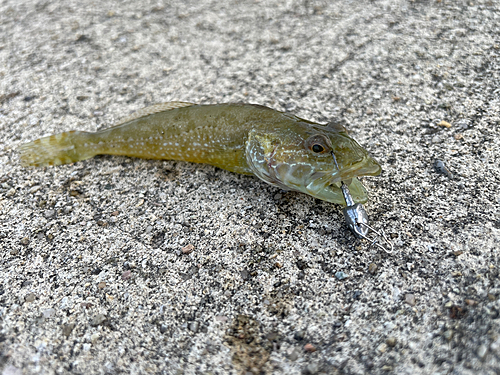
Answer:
top-left (1, 1), bottom-right (500, 374)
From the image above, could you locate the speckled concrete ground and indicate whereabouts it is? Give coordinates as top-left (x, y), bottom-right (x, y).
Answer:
top-left (1, 1), bottom-right (499, 374)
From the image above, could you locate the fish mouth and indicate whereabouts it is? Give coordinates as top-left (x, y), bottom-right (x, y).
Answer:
top-left (305, 176), bottom-right (369, 205)
top-left (329, 155), bottom-right (382, 184)
top-left (304, 155), bottom-right (381, 205)
top-left (306, 155), bottom-right (380, 192)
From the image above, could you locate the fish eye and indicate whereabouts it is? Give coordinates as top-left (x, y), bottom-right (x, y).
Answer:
top-left (312, 144), bottom-right (325, 153)
top-left (306, 135), bottom-right (331, 154)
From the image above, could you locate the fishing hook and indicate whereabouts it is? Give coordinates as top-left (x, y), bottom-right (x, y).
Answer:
top-left (331, 151), bottom-right (393, 254)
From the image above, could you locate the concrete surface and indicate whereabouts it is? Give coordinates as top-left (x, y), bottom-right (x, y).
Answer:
top-left (1, 0), bottom-right (499, 374)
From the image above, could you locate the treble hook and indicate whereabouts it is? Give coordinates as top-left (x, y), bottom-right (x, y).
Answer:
top-left (331, 152), bottom-right (393, 254)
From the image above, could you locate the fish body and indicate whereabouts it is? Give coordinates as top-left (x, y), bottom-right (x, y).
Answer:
top-left (19, 102), bottom-right (381, 205)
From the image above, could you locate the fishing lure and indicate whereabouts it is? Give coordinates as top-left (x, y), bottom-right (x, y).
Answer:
top-left (332, 152), bottom-right (393, 253)
top-left (19, 102), bottom-right (387, 243)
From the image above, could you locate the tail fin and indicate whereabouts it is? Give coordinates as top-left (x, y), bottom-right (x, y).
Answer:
top-left (18, 130), bottom-right (95, 167)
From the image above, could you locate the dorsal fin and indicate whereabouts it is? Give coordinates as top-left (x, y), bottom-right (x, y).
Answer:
top-left (114, 101), bottom-right (196, 126)
top-left (326, 120), bottom-right (348, 134)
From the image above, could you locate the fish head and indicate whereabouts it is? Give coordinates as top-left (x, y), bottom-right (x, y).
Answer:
top-left (245, 121), bottom-right (381, 205)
